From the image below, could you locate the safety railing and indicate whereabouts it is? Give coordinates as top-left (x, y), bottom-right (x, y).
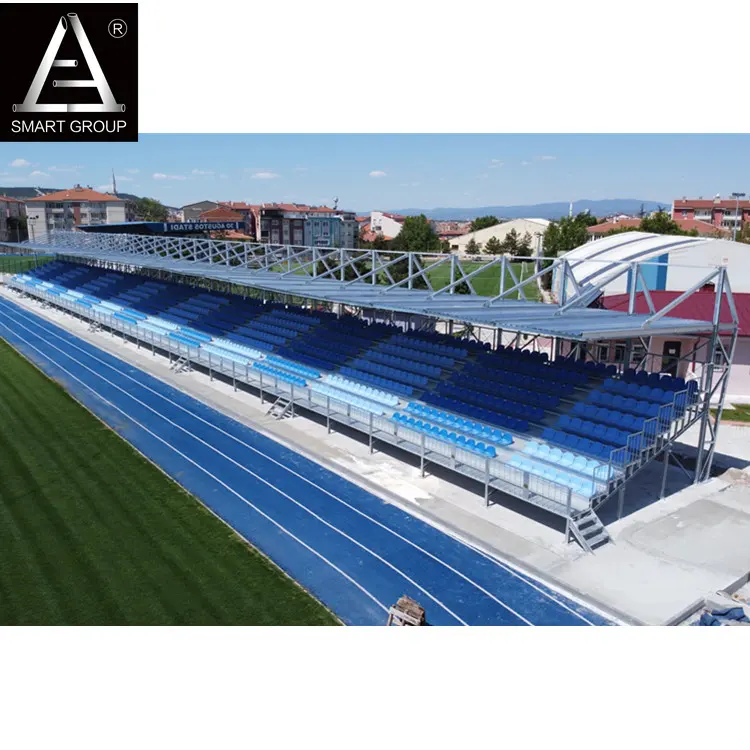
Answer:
top-left (7, 278), bottom-right (620, 520)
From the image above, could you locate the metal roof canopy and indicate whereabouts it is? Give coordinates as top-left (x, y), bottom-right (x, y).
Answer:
top-left (2, 230), bottom-right (738, 341)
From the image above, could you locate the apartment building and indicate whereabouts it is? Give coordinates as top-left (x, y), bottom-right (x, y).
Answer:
top-left (672, 196), bottom-right (750, 233)
top-left (0, 195), bottom-right (26, 242)
top-left (25, 186), bottom-right (131, 241)
top-left (369, 211), bottom-right (406, 239)
top-left (251, 203), bottom-right (359, 247)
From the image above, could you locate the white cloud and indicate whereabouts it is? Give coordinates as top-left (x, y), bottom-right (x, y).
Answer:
top-left (399, 181), bottom-right (420, 187)
top-left (520, 160), bottom-right (530, 166)
top-left (126, 168), bottom-right (139, 174)
top-left (153, 172), bottom-right (186, 181)
top-left (294, 166), bottom-right (308, 172)
top-left (48, 165), bottom-right (83, 172)
top-left (219, 173), bottom-right (229, 180)
top-left (536, 155), bottom-right (556, 161)
top-left (477, 173), bottom-right (489, 180)
top-left (192, 169), bottom-right (214, 176)
top-left (115, 175), bottom-right (133, 182)
top-left (369, 170), bottom-right (387, 178)
top-left (29, 170), bottom-right (50, 178)
top-left (489, 159), bottom-right (504, 168)
top-left (250, 171), bottom-right (280, 180)
top-left (10, 158), bottom-right (30, 168)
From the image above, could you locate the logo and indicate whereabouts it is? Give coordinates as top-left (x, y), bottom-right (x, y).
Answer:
top-left (1, 4), bottom-right (138, 142)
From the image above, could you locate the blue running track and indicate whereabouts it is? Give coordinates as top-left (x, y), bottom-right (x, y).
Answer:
top-left (0, 296), bottom-right (615, 626)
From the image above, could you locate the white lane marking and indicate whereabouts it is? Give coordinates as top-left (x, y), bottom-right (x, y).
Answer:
top-left (6, 296), bottom-right (556, 625)
top-left (0, 308), bottom-right (471, 626)
top-left (0, 317), bottom-right (390, 620)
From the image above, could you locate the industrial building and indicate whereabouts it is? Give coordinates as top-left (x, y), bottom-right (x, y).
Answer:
top-left (448, 218), bottom-right (550, 254)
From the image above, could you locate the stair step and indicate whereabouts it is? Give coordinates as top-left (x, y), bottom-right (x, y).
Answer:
top-left (586, 530), bottom-right (609, 548)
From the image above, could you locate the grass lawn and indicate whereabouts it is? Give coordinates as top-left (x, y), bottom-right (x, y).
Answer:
top-left (0, 338), bottom-right (338, 625)
top-left (0, 255), bottom-right (53, 275)
top-left (427, 260), bottom-right (541, 300)
top-left (711, 403), bottom-right (750, 423)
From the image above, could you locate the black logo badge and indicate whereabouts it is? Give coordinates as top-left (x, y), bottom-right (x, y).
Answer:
top-left (1, 4), bottom-right (138, 142)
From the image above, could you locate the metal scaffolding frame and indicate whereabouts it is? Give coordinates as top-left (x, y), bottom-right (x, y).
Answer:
top-left (0, 231), bottom-right (740, 546)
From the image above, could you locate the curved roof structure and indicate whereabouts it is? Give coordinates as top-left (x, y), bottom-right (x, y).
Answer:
top-left (556, 232), bottom-right (747, 300)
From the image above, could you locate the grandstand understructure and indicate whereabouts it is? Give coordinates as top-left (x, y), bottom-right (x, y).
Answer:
top-left (1, 231), bottom-right (739, 552)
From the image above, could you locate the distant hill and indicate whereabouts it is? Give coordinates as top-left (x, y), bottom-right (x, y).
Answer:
top-left (374, 199), bottom-right (669, 221)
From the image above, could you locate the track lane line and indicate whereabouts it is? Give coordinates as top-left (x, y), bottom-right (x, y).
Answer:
top-left (0, 316), bottom-right (392, 622)
top-left (0, 308), bottom-right (474, 626)
top-left (0, 296), bottom-right (581, 624)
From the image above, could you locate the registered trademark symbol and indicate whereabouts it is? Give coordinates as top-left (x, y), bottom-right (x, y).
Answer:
top-left (108, 19), bottom-right (127, 38)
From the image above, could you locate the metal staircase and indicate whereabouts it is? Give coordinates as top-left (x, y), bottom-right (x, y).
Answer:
top-left (169, 356), bottom-right (191, 374)
top-left (567, 508), bottom-right (610, 553)
top-left (267, 395), bottom-right (293, 420)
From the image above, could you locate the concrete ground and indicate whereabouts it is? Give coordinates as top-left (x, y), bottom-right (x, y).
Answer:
top-left (4, 283), bottom-right (750, 625)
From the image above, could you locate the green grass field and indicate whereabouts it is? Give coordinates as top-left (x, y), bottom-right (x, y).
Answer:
top-left (427, 260), bottom-right (540, 299)
top-left (0, 338), bottom-right (338, 625)
top-left (0, 255), bottom-right (53, 275)
top-left (711, 403), bottom-right (750, 423)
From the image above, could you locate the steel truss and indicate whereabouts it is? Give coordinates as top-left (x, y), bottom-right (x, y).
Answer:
top-left (2, 231), bottom-right (736, 341)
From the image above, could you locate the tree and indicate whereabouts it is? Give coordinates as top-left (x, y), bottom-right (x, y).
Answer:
top-left (470, 215), bottom-right (500, 232)
top-left (516, 232), bottom-right (533, 258)
top-left (736, 223), bottom-right (750, 244)
top-left (483, 236), bottom-right (503, 255)
top-left (134, 197), bottom-right (169, 222)
top-left (465, 238), bottom-right (480, 255)
top-left (542, 212), bottom-right (596, 257)
top-left (500, 228), bottom-right (519, 255)
top-left (640, 211), bottom-right (684, 235)
top-left (439, 239), bottom-right (452, 253)
top-left (391, 214), bottom-right (441, 254)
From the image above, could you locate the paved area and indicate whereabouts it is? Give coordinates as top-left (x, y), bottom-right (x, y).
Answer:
top-left (4, 284), bottom-right (750, 625)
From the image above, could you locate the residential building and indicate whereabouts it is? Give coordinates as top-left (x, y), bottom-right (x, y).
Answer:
top-left (217, 202), bottom-right (258, 237)
top-left (587, 216), bottom-right (728, 240)
top-left (369, 211), bottom-right (406, 239)
top-left (432, 220), bottom-right (472, 242)
top-left (251, 203), bottom-right (359, 247)
top-left (672, 196), bottom-right (750, 233)
top-left (449, 218), bottom-right (550, 254)
top-left (25, 186), bottom-right (131, 241)
top-left (182, 200), bottom-right (220, 221)
top-left (0, 195), bottom-right (27, 242)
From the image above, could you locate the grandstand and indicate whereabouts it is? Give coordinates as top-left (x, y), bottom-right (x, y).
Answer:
top-left (0, 231), bottom-right (739, 552)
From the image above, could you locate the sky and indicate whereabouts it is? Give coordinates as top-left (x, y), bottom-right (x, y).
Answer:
top-left (1, 134), bottom-right (749, 211)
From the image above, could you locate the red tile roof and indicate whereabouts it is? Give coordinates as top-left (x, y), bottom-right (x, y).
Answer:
top-left (602, 290), bottom-right (749, 337)
top-left (212, 230), bottom-right (253, 240)
top-left (0, 195), bottom-right (25, 204)
top-left (27, 187), bottom-right (120, 203)
top-left (199, 207), bottom-right (245, 221)
top-left (588, 217), bottom-right (729, 237)
top-left (674, 198), bottom-right (750, 210)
